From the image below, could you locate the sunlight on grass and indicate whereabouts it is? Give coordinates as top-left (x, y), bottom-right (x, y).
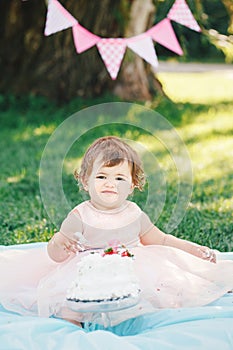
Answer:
top-left (13, 126), bottom-right (34, 141)
top-left (7, 171), bottom-right (25, 183)
top-left (189, 196), bottom-right (233, 214)
top-left (176, 107), bottom-right (233, 184)
top-left (190, 137), bottom-right (233, 182)
top-left (158, 71), bottom-right (233, 103)
top-left (12, 124), bottom-right (56, 141)
top-left (63, 157), bottom-right (81, 175)
top-left (33, 124), bottom-right (56, 136)
top-left (181, 112), bottom-right (233, 139)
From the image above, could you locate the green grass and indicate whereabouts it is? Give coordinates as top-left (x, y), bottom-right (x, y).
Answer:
top-left (158, 71), bottom-right (233, 104)
top-left (0, 70), bottom-right (233, 251)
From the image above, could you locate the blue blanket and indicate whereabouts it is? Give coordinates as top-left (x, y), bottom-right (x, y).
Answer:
top-left (1, 244), bottom-right (233, 349)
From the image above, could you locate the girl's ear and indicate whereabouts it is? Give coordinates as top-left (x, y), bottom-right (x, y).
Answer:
top-left (83, 183), bottom-right (89, 192)
top-left (129, 184), bottom-right (135, 194)
top-left (81, 177), bottom-right (89, 191)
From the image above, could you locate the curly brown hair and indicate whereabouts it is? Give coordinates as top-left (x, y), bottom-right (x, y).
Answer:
top-left (74, 136), bottom-right (145, 191)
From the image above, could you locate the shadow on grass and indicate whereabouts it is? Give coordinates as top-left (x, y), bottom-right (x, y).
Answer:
top-left (1, 93), bottom-right (232, 128)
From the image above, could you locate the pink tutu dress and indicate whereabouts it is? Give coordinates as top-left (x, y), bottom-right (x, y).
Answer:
top-left (0, 200), bottom-right (233, 326)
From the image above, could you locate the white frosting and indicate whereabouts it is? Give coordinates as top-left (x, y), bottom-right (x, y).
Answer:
top-left (66, 252), bottom-right (140, 301)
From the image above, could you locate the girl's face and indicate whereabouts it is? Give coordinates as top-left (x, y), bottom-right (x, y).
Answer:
top-left (85, 159), bottom-right (133, 210)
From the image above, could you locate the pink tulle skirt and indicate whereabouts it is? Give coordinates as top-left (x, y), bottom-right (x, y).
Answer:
top-left (0, 244), bottom-right (232, 326)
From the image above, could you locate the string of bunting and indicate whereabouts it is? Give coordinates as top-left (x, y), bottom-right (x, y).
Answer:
top-left (44, 0), bottom-right (201, 80)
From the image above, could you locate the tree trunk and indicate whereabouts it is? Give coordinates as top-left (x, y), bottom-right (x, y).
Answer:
top-left (114, 0), bottom-right (164, 101)
top-left (0, 0), bottom-right (164, 103)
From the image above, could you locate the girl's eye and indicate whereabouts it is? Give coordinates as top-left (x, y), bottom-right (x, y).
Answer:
top-left (116, 177), bottom-right (125, 181)
top-left (96, 175), bottom-right (106, 179)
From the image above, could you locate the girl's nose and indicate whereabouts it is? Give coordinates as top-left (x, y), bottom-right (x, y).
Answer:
top-left (105, 178), bottom-right (115, 187)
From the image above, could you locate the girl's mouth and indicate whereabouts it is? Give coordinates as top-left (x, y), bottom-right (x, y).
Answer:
top-left (101, 190), bottom-right (117, 194)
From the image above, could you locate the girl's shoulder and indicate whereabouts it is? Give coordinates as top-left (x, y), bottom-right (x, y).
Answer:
top-left (70, 201), bottom-right (89, 214)
top-left (126, 200), bottom-right (142, 213)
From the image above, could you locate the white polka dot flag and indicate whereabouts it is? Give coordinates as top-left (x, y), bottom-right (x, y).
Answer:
top-left (127, 35), bottom-right (158, 68)
top-left (44, 0), bottom-right (77, 36)
top-left (97, 39), bottom-right (127, 80)
top-left (167, 0), bottom-right (201, 32)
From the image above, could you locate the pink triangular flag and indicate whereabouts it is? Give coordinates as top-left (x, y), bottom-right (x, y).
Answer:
top-left (44, 0), bottom-right (77, 36)
top-left (97, 38), bottom-right (126, 80)
top-left (127, 34), bottom-right (158, 67)
top-left (167, 0), bottom-right (201, 32)
top-left (72, 23), bottom-right (100, 53)
top-left (147, 18), bottom-right (183, 55)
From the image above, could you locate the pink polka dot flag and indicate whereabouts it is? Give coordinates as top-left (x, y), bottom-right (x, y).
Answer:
top-left (167, 0), bottom-right (201, 32)
top-left (97, 39), bottom-right (127, 80)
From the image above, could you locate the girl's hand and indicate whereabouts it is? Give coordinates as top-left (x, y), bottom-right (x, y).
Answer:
top-left (60, 233), bottom-right (87, 255)
top-left (63, 239), bottom-right (80, 255)
top-left (48, 232), bottom-right (84, 262)
top-left (194, 245), bottom-right (217, 263)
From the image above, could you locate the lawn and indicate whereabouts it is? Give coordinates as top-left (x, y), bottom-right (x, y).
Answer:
top-left (0, 69), bottom-right (232, 251)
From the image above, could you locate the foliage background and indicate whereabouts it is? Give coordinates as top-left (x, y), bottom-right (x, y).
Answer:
top-left (156, 0), bottom-right (233, 62)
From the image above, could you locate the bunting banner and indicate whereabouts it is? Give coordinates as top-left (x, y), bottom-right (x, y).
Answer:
top-left (44, 0), bottom-right (202, 79)
top-left (72, 23), bottom-right (100, 53)
top-left (97, 39), bottom-right (127, 80)
top-left (147, 18), bottom-right (183, 56)
top-left (44, 0), bottom-right (77, 36)
top-left (127, 35), bottom-right (158, 67)
top-left (167, 0), bottom-right (201, 32)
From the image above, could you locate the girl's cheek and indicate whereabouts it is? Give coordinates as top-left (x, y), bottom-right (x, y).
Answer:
top-left (117, 181), bottom-right (132, 193)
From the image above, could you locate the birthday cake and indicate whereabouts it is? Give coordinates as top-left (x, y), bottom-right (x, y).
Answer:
top-left (66, 247), bottom-right (140, 303)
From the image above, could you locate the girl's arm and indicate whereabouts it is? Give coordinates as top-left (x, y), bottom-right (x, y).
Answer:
top-left (47, 209), bottom-right (84, 262)
top-left (140, 225), bottom-right (216, 263)
top-left (47, 232), bottom-right (79, 262)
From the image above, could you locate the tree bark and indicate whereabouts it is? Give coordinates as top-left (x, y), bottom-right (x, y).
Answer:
top-left (114, 0), bottom-right (158, 100)
top-left (0, 0), bottom-right (164, 103)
